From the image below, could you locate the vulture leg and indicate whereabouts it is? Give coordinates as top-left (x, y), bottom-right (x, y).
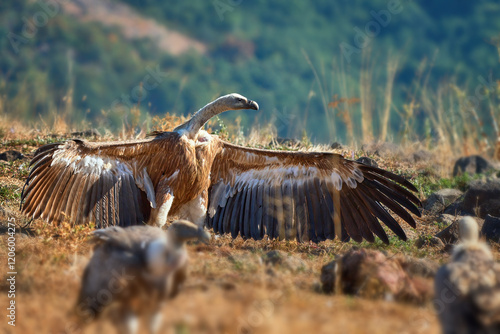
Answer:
top-left (148, 192), bottom-right (174, 227)
top-left (178, 192), bottom-right (208, 228)
top-left (147, 309), bottom-right (163, 334)
top-left (111, 308), bottom-right (138, 334)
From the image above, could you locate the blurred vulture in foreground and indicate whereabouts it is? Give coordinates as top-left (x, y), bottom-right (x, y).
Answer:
top-left (75, 220), bottom-right (210, 334)
top-left (435, 216), bottom-right (500, 334)
top-left (21, 93), bottom-right (421, 243)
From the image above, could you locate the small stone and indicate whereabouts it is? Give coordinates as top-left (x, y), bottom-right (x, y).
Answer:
top-left (436, 214), bottom-right (456, 227)
top-left (330, 142), bottom-right (345, 150)
top-left (356, 156), bottom-right (378, 168)
top-left (424, 189), bottom-right (463, 215)
top-left (270, 137), bottom-right (300, 146)
top-left (453, 155), bottom-right (495, 176)
top-left (0, 150), bottom-right (25, 162)
top-left (444, 201), bottom-right (463, 215)
top-left (320, 260), bottom-right (338, 294)
top-left (462, 179), bottom-right (500, 218)
top-left (71, 129), bottom-right (101, 138)
top-left (435, 221), bottom-right (460, 244)
top-left (320, 249), bottom-right (433, 304)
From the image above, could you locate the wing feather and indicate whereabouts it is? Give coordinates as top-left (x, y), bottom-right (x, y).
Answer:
top-left (282, 180), bottom-right (295, 240)
top-left (21, 135), bottom-right (181, 226)
top-left (206, 141), bottom-right (421, 243)
top-left (243, 185), bottom-right (253, 239)
top-left (319, 182), bottom-right (335, 239)
top-left (294, 182), bottom-right (309, 242)
top-left (230, 190), bottom-right (243, 238)
top-left (45, 168), bottom-right (73, 221)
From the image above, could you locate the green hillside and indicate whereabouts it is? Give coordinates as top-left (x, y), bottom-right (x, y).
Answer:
top-left (1, 0), bottom-right (499, 143)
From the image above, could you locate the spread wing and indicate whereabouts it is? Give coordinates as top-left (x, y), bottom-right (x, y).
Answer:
top-left (206, 142), bottom-right (421, 243)
top-left (21, 134), bottom-right (182, 227)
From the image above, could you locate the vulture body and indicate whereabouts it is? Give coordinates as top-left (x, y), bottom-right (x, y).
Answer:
top-left (435, 216), bottom-right (500, 334)
top-left (75, 220), bottom-right (210, 334)
top-left (21, 93), bottom-right (422, 243)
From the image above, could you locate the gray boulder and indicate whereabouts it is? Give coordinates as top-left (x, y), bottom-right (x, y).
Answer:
top-left (320, 249), bottom-right (434, 304)
top-left (71, 129), bottom-right (101, 138)
top-left (330, 142), bottom-right (345, 150)
top-left (0, 150), bottom-right (25, 162)
top-left (435, 221), bottom-right (460, 244)
top-left (453, 155), bottom-right (495, 176)
top-left (424, 189), bottom-right (463, 215)
top-left (462, 179), bottom-right (500, 218)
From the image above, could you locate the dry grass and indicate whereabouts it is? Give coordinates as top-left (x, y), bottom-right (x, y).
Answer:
top-left (0, 120), bottom-right (498, 334)
top-left (0, 219), bottom-right (446, 334)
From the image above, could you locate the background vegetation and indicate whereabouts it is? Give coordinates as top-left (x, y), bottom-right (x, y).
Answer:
top-left (1, 0), bottom-right (499, 151)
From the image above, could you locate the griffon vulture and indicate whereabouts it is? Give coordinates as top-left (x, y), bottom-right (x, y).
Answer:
top-left (21, 93), bottom-right (421, 243)
top-left (75, 219), bottom-right (210, 334)
top-left (434, 216), bottom-right (500, 334)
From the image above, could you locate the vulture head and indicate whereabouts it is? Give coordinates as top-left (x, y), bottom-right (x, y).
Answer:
top-left (452, 216), bottom-right (492, 261)
top-left (167, 219), bottom-right (211, 245)
top-left (221, 93), bottom-right (260, 111)
top-left (174, 93), bottom-right (259, 139)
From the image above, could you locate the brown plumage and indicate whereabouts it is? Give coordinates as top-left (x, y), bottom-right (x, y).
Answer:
top-left (21, 93), bottom-right (421, 243)
top-left (75, 220), bottom-right (210, 334)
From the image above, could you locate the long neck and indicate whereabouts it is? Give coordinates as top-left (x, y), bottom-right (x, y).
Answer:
top-left (174, 98), bottom-right (226, 139)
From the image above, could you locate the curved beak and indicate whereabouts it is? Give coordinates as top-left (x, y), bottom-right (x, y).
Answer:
top-left (247, 100), bottom-right (259, 110)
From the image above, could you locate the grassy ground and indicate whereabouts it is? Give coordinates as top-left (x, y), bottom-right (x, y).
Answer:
top-left (0, 131), bottom-right (498, 334)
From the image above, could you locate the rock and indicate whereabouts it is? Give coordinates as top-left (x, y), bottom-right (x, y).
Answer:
top-left (262, 250), bottom-right (307, 273)
top-left (462, 179), bottom-right (500, 218)
top-left (424, 189), bottom-right (463, 215)
top-left (320, 249), bottom-right (433, 304)
top-left (436, 220), bottom-right (460, 244)
top-left (0, 150), bottom-right (25, 162)
top-left (453, 155), bottom-right (496, 176)
top-left (444, 201), bottom-right (463, 215)
top-left (356, 156), bottom-right (378, 168)
top-left (320, 260), bottom-right (338, 294)
top-left (71, 129), bottom-right (101, 138)
top-left (436, 214), bottom-right (457, 227)
top-left (416, 236), bottom-right (445, 249)
top-left (481, 215), bottom-right (500, 243)
top-left (330, 142), bottom-right (345, 150)
top-left (270, 137), bottom-right (300, 146)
